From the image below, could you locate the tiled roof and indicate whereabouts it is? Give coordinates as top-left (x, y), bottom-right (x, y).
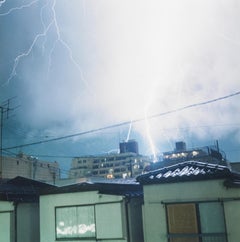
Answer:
top-left (41, 180), bottom-right (143, 198)
top-left (136, 161), bottom-right (240, 185)
top-left (0, 176), bottom-right (55, 202)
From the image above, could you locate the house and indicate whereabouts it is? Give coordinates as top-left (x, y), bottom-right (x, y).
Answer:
top-left (40, 179), bottom-right (144, 242)
top-left (137, 161), bottom-right (240, 242)
top-left (0, 176), bottom-right (55, 242)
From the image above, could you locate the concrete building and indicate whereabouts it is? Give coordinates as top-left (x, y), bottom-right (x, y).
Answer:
top-left (146, 141), bottom-right (227, 172)
top-left (69, 140), bottom-right (151, 179)
top-left (0, 153), bottom-right (60, 183)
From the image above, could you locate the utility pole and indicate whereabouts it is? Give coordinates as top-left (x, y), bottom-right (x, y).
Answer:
top-left (0, 98), bottom-right (18, 179)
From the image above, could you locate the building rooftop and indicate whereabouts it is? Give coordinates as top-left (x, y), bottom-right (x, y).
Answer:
top-left (137, 160), bottom-right (240, 186)
top-left (41, 178), bottom-right (143, 198)
top-left (0, 176), bottom-right (55, 202)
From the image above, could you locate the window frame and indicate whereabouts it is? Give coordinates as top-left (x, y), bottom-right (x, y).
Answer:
top-left (165, 201), bottom-right (228, 242)
top-left (55, 204), bottom-right (96, 241)
top-left (55, 201), bottom-right (125, 241)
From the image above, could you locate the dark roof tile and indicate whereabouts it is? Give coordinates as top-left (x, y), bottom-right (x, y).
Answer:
top-left (136, 161), bottom-right (239, 185)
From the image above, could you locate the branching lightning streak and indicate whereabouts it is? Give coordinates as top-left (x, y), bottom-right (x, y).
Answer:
top-left (40, 1), bottom-right (50, 54)
top-left (0, 0), bottom-right (38, 16)
top-left (1, 0), bottom-right (90, 91)
top-left (0, 0), bottom-right (6, 7)
top-left (49, 1), bottom-right (90, 89)
top-left (3, 91), bottom-right (240, 151)
top-left (6, 20), bottom-right (54, 86)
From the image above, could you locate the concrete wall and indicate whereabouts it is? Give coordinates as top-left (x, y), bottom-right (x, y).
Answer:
top-left (142, 179), bottom-right (240, 242)
top-left (1, 156), bottom-right (59, 182)
top-left (40, 191), bottom-right (128, 242)
top-left (17, 203), bottom-right (40, 242)
top-left (0, 201), bottom-right (40, 242)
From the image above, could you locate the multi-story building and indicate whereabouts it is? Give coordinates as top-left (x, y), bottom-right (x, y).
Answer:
top-left (146, 141), bottom-right (228, 171)
top-left (69, 140), bottom-right (151, 179)
top-left (0, 152), bottom-right (60, 183)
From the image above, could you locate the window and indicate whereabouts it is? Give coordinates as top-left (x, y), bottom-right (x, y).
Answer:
top-left (95, 203), bottom-right (124, 239)
top-left (56, 206), bottom-right (95, 239)
top-left (166, 202), bottom-right (227, 242)
top-left (55, 203), bottom-right (124, 240)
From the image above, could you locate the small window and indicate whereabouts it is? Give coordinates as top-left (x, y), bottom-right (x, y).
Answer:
top-left (56, 205), bottom-right (95, 240)
top-left (55, 203), bottom-right (124, 240)
top-left (166, 202), bottom-right (227, 242)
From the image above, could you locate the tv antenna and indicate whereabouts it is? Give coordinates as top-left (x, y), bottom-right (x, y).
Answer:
top-left (0, 97), bottom-right (20, 178)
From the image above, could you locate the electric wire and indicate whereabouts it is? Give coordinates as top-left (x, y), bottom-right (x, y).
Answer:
top-left (2, 149), bottom-right (73, 177)
top-left (3, 90), bottom-right (240, 150)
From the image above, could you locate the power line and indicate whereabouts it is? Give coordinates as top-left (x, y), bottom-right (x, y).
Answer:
top-left (2, 149), bottom-right (72, 177)
top-left (3, 90), bottom-right (240, 150)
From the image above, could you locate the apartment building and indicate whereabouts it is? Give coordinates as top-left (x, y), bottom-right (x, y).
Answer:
top-left (69, 140), bottom-right (151, 179)
top-left (0, 153), bottom-right (60, 183)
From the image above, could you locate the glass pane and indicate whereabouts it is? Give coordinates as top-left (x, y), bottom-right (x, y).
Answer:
top-left (96, 203), bottom-right (123, 239)
top-left (167, 204), bottom-right (199, 234)
top-left (167, 204), bottom-right (199, 242)
top-left (199, 202), bottom-right (225, 233)
top-left (56, 206), bottom-right (95, 239)
top-left (76, 206), bottom-right (95, 237)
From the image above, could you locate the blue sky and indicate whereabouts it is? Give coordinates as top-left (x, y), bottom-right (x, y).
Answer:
top-left (1, 0), bottom-right (240, 175)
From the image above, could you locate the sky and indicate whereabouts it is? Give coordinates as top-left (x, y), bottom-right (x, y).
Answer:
top-left (0, 0), bottom-right (240, 176)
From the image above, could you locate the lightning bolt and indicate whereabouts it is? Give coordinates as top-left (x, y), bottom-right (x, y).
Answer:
top-left (126, 120), bottom-right (133, 142)
top-left (1, 0), bottom-right (90, 90)
top-left (0, 0), bottom-right (6, 8)
top-left (144, 107), bottom-right (158, 162)
top-left (0, 0), bottom-right (38, 16)
top-left (143, 87), bottom-right (159, 162)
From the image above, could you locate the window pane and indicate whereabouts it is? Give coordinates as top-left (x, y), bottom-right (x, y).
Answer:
top-left (56, 206), bottom-right (95, 239)
top-left (167, 204), bottom-right (199, 242)
top-left (76, 206), bottom-right (95, 237)
top-left (96, 203), bottom-right (123, 239)
top-left (199, 202), bottom-right (226, 233)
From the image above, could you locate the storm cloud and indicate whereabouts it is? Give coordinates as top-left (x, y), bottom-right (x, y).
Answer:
top-left (1, 0), bottom-right (240, 166)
